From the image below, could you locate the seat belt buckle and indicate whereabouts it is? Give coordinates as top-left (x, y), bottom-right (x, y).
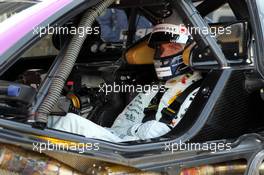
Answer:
top-left (162, 108), bottom-right (176, 117)
top-left (160, 108), bottom-right (178, 125)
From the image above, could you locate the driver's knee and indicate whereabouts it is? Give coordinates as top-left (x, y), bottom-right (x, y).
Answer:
top-left (48, 113), bottom-right (87, 135)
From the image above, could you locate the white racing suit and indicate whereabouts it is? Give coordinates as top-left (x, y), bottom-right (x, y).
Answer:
top-left (48, 72), bottom-right (202, 142)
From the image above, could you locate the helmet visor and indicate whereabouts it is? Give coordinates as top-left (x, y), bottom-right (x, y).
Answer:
top-left (157, 43), bottom-right (184, 58)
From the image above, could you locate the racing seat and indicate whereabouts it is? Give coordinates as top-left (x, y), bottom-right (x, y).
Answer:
top-left (160, 21), bottom-right (252, 142)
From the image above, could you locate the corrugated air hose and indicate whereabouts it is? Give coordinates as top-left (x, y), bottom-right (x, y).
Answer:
top-left (35, 0), bottom-right (116, 126)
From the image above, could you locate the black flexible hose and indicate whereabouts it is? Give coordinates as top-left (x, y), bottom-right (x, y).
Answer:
top-left (36, 0), bottom-right (116, 125)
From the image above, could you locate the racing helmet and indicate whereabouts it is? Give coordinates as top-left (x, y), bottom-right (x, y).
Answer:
top-left (148, 11), bottom-right (190, 81)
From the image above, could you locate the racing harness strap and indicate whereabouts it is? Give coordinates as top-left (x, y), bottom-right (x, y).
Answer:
top-left (143, 80), bottom-right (202, 125)
top-left (142, 88), bottom-right (167, 123)
top-left (160, 80), bottom-right (202, 125)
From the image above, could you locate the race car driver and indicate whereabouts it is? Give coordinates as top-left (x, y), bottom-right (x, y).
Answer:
top-left (48, 10), bottom-right (202, 142)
